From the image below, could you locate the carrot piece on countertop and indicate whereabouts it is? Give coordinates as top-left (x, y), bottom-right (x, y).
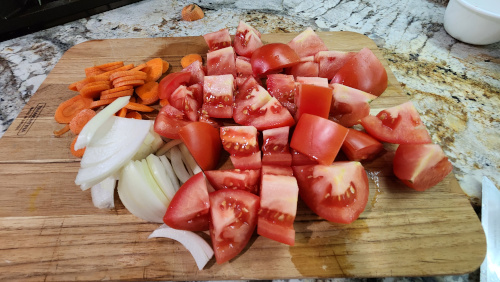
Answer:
top-left (53, 124), bottom-right (70, 137)
top-left (117, 107), bottom-right (128, 117)
top-left (89, 98), bottom-right (117, 110)
top-left (79, 83), bottom-right (111, 99)
top-left (113, 79), bottom-right (145, 88)
top-left (181, 4), bottom-right (204, 21)
top-left (54, 95), bottom-right (93, 124)
top-left (144, 58), bottom-right (164, 82)
top-left (71, 136), bottom-right (85, 158)
top-left (126, 110), bottom-right (142, 120)
top-left (181, 54), bottom-right (203, 68)
top-left (69, 109), bottom-right (97, 135)
top-left (135, 81), bottom-right (159, 105)
top-left (100, 89), bottom-right (134, 100)
top-left (162, 60), bottom-right (170, 73)
top-left (125, 102), bottom-right (155, 112)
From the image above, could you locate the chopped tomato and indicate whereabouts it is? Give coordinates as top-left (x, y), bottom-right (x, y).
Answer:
top-left (236, 56), bottom-right (254, 76)
top-left (234, 21), bottom-right (263, 58)
top-left (158, 72), bottom-right (191, 100)
top-left (169, 85), bottom-right (200, 121)
top-left (178, 122), bottom-right (222, 171)
top-left (261, 165), bottom-right (294, 176)
top-left (209, 189), bottom-right (260, 264)
top-left (220, 125), bottom-right (260, 156)
top-left (315, 50), bottom-right (356, 80)
top-left (203, 28), bottom-right (232, 51)
top-left (204, 169), bottom-right (261, 194)
top-left (182, 60), bottom-right (205, 86)
top-left (206, 46), bottom-right (237, 77)
top-left (295, 84), bottom-right (333, 120)
top-left (286, 61), bottom-right (319, 78)
top-left (154, 105), bottom-right (191, 139)
top-left (295, 76), bottom-right (329, 87)
top-left (202, 74), bottom-right (235, 119)
top-left (258, 174), bottom-right (298, 245)
top-left (163, 172), bottom-right (210, 231)
top-left (250, 43), bottom-right (300, 77)
top-left (291, 148), bottom-right (318, 166)
top-left (341, 128), bottom-right (385, 162)
top-left (393, 144), bottom-right (453, 191)
top-left (287, 27), bottom-right (328, 58)
top-left (261, 126), bottom-right (292, 166)
top-left (266, 74), bottom-right (297, 115)
top-left (330, 47), bottom-right (388, 96)
top-left (230, 152), bottom-right (262, 170)
top-left (360, 101), bottom-right (432, 144)
top-left (290, 114), bottom-right (348, 165)
top-left (293, 162), bottom-right (369, 224)
top-left (330, 83), bottom-right (377, 127)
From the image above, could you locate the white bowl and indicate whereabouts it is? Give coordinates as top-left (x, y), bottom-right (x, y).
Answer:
top-left (444, 0), bottom-right (500, 45)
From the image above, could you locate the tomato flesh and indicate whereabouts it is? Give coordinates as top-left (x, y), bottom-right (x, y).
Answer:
top-left (207, 46), bottom-right (237, 77)
top-left (315, 50), bottom-right (356, 80)
top-left (202, 74), bottom-right (235, 119)
top-left (163, 172), bottom-right (210, 231)
top-left (261, 126), bottom-right (292, 167)
top-left (209, 189), bottom-right (260, 264)
top-left (204, 169), bottom-right (261, 194)
top-left (203, 28), bottom-right (232, 52)
top-left (178, 122), bottom-right (222, 171)
top-left (330, 83), bottom-right (377, 127)
top-left (295, 84), bottom-right (333, 120)
top-left (261, 165), bottom-right (294, 176)
top-left (250, 43), bottom-right (300, 77)
top-left (287, 27), bottom-right (328, 58)
top-left (393, 144), bottom-right (453, 191)
top-left (154, 105), bottom-right (191, 139)
top-left (158, 72), bottom-right (191, 100)
top-left (169, 85), bottom-right (200, 122)
top-left (293, 162), bottom-right (369, 224)
top-left (234, 21), bottom-right (263, 58)
top-left (341, 128), bottom-right (385, 162)
top-left (266, 74), bottom-right (297, 116)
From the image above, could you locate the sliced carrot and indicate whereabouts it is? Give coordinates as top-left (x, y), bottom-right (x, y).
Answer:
top-left (159, 98), bottom-right (169, 107)
top-left (74, 76), bottom-right (110, 91)
top-left (69, 109), bottom-right (97, 134)
top-left (126, 111), bottom-right (142, 120)
top-left (91, 61), bottom-right (124, 71)
top-left (181, 4), bottom-right (204, 21)
top-left (100, 89), bottom-right (134, 100)
top-left (97, 64), bottom-right (135, 80)
top-left (132, 63), bottom-right (147, 71)
top-left (144, 58), bottom-right (164, 82)
top-left (125, 102), bottom-right (155, 112)
top-left (130, 96), bottom-right (137, 103)
top-left (181, 54), bottom-right (203, 68)
top-left (85, 67), bottom-right (105, 77)
top-left (100, 63), bottom-right (125, 72)
top-left (71, 136), bottom-right (85, 158)
top-left (53, 124), bottom-right (70, 137)
top-left (109, 70), bottom-right (147, 81)
top-left (162, 60), bottom-right (170, 73)
top-left (101, 85), bottom-right (134, 96)
top-left (54, 95), bottom-right (93, 124)
top-left (89, 98), bottom-right (117, 109)
top-left (79, 83), bottom-right (111, 99)
top-left (135, 81), bottom-right (159, 105)
top-left (117, 107), bottom-right (128, 117)
top-left (69, 82), bottom-right (78, 91)
top-left (112, 74), bottom-right (148, 85)
top-left (113, 79), bottom-right (145, 88)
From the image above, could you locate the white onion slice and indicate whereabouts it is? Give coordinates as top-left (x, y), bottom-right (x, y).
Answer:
top-left (148, 224), bottom-right (214, 270)
top-left (156, 139), bottom-right (183, 156)
top-left (179, 143), bottom-right (203, 176)
top-left (91, 175), bottom-right (117, 209)
top-left (169, 146), bottom-right (191, 183)
top-left (74, 96), bottom-right (130, 150)
top-left (146, 154), bottom-right (176, 202)
top-left (159, 155), bottom-right (180, 192)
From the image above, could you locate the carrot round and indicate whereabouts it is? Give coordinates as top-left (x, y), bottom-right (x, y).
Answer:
top-left (69, 109), bottom-right (96, 134)
top-left (132, 63), bottom-right (147, 71)
top-left (85, 67), bottom-right (105, 77)
top-left (144, 58), bottom-right (164, 82)
top-left (97, 64), bottom-right (135, 80)
top-left (100, 89), bottom-right (134, 100)
top-left (162, 60), bottom-right (170, 74)
top-left (54, 95), bottom-right (93, 124)
top-left (113, 79), bottom-right (145, 88)
top-left (181, 54), bottom-right (203, 68)
top-left (101, 85), bottom-right (134, 96)
top-left (79, 83), bottom-right (111, 99)
top-left (89, 98), bottom-right (117, 109)
top-left (125, 102), bottom-right (155, 112)
top-left (112, 74), bottom-right (148, 85)
top-left (75, 76), bottom-right (110, 91)
top-left (117, 107), bottom-right (128, 117)
top-left (71, 136), bottom-right (85, 158)
top-left (181, 4), bottom-right (204, 21)
top-left (53, 124), bottom-right (70, 137)
top-left (125, 111), bottom-right (142, 120)
top-left (109, 70), bottom-right (147, 81)
top-left (135, 81), bottom-right (159, 105)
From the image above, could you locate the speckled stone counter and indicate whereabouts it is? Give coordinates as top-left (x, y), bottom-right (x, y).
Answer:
top-left (0, 0), bottom-right (498, 280)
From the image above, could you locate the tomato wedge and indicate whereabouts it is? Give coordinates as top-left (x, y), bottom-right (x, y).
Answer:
top-left (341, 128), bottom-right (385, 162)
top-left (163, 172), bottom-right (210, 231)
top-left (221, 126), bottom-right (262, 170)
top-left (209, 189), bottom-right (260, 264)
top-left (158, 72), bottom-right (191, 100)
top-left (293, 162), bottom-right (369, 224)
top-left (154, 105), bottom-right (191, 139)
top-left (393, 144), bottom-right (453, 191)
top-left (178, 122), bottom-right (222, 171)
top-left (204, 169), bottom-right (261, 194)
top-left (261, 126), bottom-right (292, 166)
top-left (250, 43), bottom-right (300, 77)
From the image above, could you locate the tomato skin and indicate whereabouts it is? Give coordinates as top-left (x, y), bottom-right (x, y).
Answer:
top-left (209, 189), bottom-right (260, 264)
top-left (291, 148), bottom-right (318, 166)
top-left (203, 28), bottom-right (232, 52)
top-left (330, 83), bottom-right (377, 127)
top-left (341, 128), bottom-right (385, 162)
top-left (234, 21), bottom-right (263, 57)
top-left (360, 101), bottom-right (432, 144)
top-left (163, 172), bottom-right (210, 231)
top-left (261, 165), bottom-right (294, 176)
top-left (290, 114), bottom-right (348, 165)
top-left (287, 27), bottom-right (328, 58)
top-left (393, 144), bottom-right (453, 191)
top-left (250, 43), bottom-right (300, 77)
top-left (295, 84), bottom-right (333, 120)
top-left (293, 162), bottom-right (369, 224)
top-left (158, 72), bottom-right (192, 100)
top-left (266, 74), bottom-right (297, 115)
top-left (330, 47), bottom-right (388, 96)
top-left (154, 105), bottom-right (191, 139)
top-left (178, 122), bottom-right (222, 171)
top-left (315, 50), bottom-right (356, 80)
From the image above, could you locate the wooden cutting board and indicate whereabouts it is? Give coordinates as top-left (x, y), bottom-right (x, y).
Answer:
top-left (0, 32), bottom-right (486, 281)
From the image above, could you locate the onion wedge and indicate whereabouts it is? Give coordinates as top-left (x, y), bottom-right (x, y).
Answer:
top-left (91, 175), bottom-right (117, 209)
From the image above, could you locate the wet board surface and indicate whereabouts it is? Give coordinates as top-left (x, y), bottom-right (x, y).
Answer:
top-left (0, 32), bottom-right (486, 281)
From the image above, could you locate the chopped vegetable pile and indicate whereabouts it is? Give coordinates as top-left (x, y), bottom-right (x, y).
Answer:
top-left (54, 21), bottom-right (453, 270)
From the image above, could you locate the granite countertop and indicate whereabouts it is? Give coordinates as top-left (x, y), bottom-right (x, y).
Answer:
top-left (0, 0), bottom-right (498, 280)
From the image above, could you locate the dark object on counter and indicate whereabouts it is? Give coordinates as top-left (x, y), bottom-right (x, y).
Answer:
top-left (0, 0), bottom-right (143, 42)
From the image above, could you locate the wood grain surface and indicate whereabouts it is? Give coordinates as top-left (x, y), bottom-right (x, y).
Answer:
top-left (0, 32), bottom-right (486, 281)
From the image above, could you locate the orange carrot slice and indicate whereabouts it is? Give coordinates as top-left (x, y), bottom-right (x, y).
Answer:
top-left (97, 64), bottom-right (135, 80)
top-left (135, 81), bottom-right (159, 105)
top-left (54, 95), bottom-right (93, 124)
top-left (181, 4), bottom-right (204, 21)
top-left (71, 136), bottom-right (85, 158)
top-left (79, 83), bottom-right (111, 99)
top-left (181, 54), bottom-right (203, 68)
top-left (144, 58), bottom-right (164, 82)
top-left (109, 70), bottom-right (147, 81)
top-left (132, 63), bottom-right (147, 71)
top-left (113, 79), bottom-right (145, 88)
top-left (53, 124), bottom-right (70, 136)
top-left (101, 85), bottom-right (134, 96)
top-left (125, 102), bottom-right (155, 112)
top-left (112, 74), bottom-right (148, 85)
top-left (162, 60), bottom-right (170, 73)
top-left (74, 76), bottom-right (110, 91)
top-left (100, 89), bottom-right (134, 100)
top-left (89, 98), bottom-right (117, 109)
top-left (117, 107), bottom-right (128, 117)
top-left (69, 109), bottom-right (97, 134)
top-left (85, 67), bottom-right (105, 77)
top-left (125, 111), bottom-right (142, 119)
